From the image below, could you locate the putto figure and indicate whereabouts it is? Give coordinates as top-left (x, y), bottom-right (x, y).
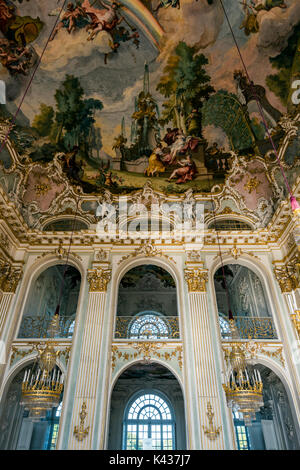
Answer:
top-left (50, 2), bottom-right (89, 41)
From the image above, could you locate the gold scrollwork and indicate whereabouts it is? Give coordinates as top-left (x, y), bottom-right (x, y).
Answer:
top-left (74, 402), bottom-right (89, 442)
top-left (0, 259), bottom-right (22, 293)
top-left (10, 343), bottom-right (71, 366)
top-left (111, 343), bottom-right (183, 370)
top-left (273, 255), bottom-right (300, 293)
top-left (291, 310), bottom-right (300, 339)
top-left (223, 340), bottom-right (285, 367)
top-left (202, 402), bottom-right (222, 440)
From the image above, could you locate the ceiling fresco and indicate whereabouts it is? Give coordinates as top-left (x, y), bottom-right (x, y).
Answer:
top-left (0, 0), bottom-right (299, 226)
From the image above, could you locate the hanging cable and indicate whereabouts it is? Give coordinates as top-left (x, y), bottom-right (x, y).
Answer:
top-left (219, 0), bottom-right (300, 212)
top-left (209, 192), bottom-right (234, 321)
top-left (54, 197), bottom-right (80, 319)
top-left (0, 0), bottom-right (68, 155)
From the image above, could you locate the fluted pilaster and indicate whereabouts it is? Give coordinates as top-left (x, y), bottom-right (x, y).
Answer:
top-left (185, 265), bottom-right (225, 449)
top-left (67, 267), bottom-right (111, 449)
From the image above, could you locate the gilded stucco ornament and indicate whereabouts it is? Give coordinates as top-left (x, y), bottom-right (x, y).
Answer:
top-left (74, 402), bottom-right (89, 442)
top-left (223, 341), bottom-right (285, 367)
top-left (118, 241), bottom-right (175, 265)
top-left (0, 260), bottom-right (22, 293)
top-left (87, 268), bottom-right (111, 292)
top-left (111, 343), bottom-right (183, 370)
top-left (291, 310), bottom-right (300, 339)
top-left (184, 268), bottom-right (208, 292)
top-left (202, 402), bottom-right (222, 441)
top-left (273, 255), bottom-right (300, 293)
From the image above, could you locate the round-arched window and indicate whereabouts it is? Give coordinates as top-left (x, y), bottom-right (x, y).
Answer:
top-left (123, 392), bottom-right (175, 450)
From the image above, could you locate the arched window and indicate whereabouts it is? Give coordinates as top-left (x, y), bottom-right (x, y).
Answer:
top-left (123, 392), bottom-right (175, 450)
top-left (43, 219), bottom-right (88, 231)
top-left (208, 219), bottom-right (252, 231)
top-left (128, 313), bottom-right (170, 339)
top-left (214, 264), bottom-right (277, 339)
top-left (18, 265), bottom-right (81, 339)
top-left (115, 265), bottom-right (179, 339)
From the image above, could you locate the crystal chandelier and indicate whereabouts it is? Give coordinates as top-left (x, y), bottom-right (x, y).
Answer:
top-left (223, 344), bottom-right (263, 425)
top-left (21, 316), bottom-right (64, 421)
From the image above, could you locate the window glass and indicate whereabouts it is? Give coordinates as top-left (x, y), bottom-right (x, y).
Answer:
top-left (124, 393), bottom-right (175, 450)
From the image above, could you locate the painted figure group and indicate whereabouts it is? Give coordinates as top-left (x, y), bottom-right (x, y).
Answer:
top-left (144, 128), bottom-right (198, 184)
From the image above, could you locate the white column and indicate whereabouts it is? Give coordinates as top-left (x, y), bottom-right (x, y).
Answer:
top-left (0, 266), bottom-right (22, 380)
top-left (66, 267), bottom-right (111, 449)
top-left (185, 266), bottom-right (225, 449)
top-left (0, 266), bottom-right (22, 338)
top-left (0, 292), bottom-right (14, 336)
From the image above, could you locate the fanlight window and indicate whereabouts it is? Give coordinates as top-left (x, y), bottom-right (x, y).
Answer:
top-left (128, 313), bottom-right (170, 339)
top-left (124, 393), bottom-right (175, 450)
top-left (208, 219), bottom-right (252, 231)
top-left (43, 219), bottom-right (88, 231)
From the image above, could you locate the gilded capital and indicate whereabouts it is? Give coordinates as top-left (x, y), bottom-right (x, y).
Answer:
top-left (0, 261), bottom-right (22, 293)
top-left (184, 268), bottom-right (208, 292)
top-left (87, 268), bottom-right (111, 292)
top-left (273, 258), bottom-right (299, 293)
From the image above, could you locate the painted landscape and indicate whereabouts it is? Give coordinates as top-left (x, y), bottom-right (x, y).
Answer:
top-left (0, 0), bottom-right (299, 196)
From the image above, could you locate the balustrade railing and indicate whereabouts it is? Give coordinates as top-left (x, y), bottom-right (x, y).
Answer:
top-left (114, 315), bottom-right (180, 339)
top-left (220, 316), bottom-right (277, 340)
top-left (18, 314), bottom-right (75, 339)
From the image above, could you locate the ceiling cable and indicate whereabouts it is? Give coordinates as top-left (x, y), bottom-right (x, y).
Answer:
top-left (0, 0), bottom-right (68, 156)
top-left (219, 0), bottom-right (299, 213)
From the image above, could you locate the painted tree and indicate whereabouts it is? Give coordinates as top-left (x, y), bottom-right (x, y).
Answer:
top-left (32, 103), bottom-right (54, 137)
top-left (53, 75), bottom-right (103, 154)
top-left (202, 90), bottom-right (257, 151)
top-left (156, 41), bottom-right (214, 136)
top-left (266, 23), bottom-right (300, 111)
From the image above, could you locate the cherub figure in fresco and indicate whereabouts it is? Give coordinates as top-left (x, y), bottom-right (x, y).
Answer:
top-left (49, 2), bottom-right (89, 41)
top-left (153, 0), bottom-right (180, 14)
top-left (167, 154), bottom-right (197, 184)
top-left (240, 1), bottom-right (259, 36)
top-left (98, 25), bottom-right (139, 64)
top-left (83, 0), bottom-right (123, 40)
top-left (240, 0), bottom-right (287, 35)
top-left (250, 0), bottom-right (287, 11)
top-left (0, 38), bottom-right (33, 75)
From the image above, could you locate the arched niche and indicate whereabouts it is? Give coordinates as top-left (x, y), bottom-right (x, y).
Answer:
top-left (115, 264), bottom-right (179, 340)
top-left (213, 263), bottom-right (277, 340)
top-left (0, 361), bottom-right (63, 450)
top-left (232, 363), bottom-right (300, 450)
top-left (17, 264), bottom-right (81, 339)
top-left (107, 362), bottom-right (186, 450)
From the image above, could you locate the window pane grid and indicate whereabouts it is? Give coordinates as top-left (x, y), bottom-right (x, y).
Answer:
top-left (128, 315), bottom-right (170, 339)
top-left (209, 219), bottom-right (252, 231)
top-left (124, 394), bottom-right (175, 450)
